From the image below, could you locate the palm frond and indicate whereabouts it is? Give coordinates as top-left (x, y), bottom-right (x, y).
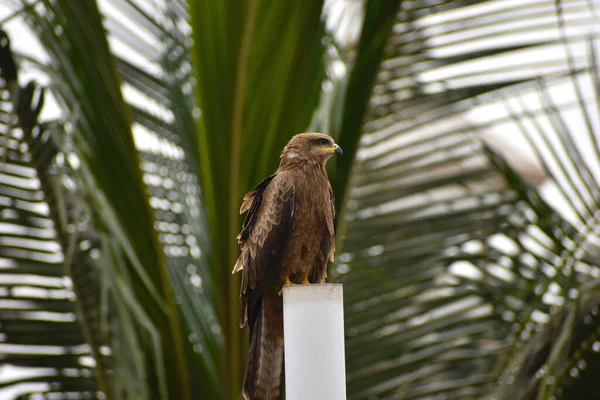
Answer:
top-left (336, 0), bottom-right (600, 398)
top-left (2, 0), bottom-right (205, 397)
top-left (188, 0), bottom-right (326, 394)
top-left (0, 29), bottom-right (99, 398)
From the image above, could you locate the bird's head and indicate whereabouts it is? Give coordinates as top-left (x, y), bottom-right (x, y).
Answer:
top-left (280, 133), bottom-right (343, 167)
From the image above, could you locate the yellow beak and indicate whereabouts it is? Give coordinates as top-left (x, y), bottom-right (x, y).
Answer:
top-left (326, 143), bottom-right (343, 156)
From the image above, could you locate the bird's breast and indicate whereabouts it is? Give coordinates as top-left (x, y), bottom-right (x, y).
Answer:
top-left (281, 181), bottom-right (331, 276)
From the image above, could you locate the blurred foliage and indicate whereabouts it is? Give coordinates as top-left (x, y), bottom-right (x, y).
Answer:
top-left (188, 0), bottom-right (326, 395)
top-left (0, 0), bottom-right (599, 399)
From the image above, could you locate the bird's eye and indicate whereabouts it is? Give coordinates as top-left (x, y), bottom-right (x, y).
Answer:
top-left (319, 138), bottom-right (330, 146)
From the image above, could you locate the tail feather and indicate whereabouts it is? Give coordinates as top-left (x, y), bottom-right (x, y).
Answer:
top-left (242, 294), bottom-right (284, 400)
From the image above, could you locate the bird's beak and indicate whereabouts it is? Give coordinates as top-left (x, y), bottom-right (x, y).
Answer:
top-left (334, 143), bottom-right (343, 156)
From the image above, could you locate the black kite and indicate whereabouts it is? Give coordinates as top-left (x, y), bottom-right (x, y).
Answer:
top-left (233, 132), bottom-right (342, 400)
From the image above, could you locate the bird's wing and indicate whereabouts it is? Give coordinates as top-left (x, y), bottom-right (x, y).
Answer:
top-left (329, 185), bottom-right (337, 235)
top-left (326, 184), bottom-right (336, 261)
top-left (233, 173), bottom-right (295, 328)
top-left (236, 174), bottom-right (277, 245)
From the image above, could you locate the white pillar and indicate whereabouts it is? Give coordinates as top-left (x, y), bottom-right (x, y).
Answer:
top-left (283, 283), bottom-right (346, 400)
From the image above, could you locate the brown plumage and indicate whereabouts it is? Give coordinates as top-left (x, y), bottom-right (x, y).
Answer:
top-left (233, 132), bottom-right (342, 400)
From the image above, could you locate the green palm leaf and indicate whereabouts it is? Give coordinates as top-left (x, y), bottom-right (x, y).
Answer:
top-left (0, 30), bottom-right (100, 398)
top-left (333, 1), bottom-right (600, 398)
top-left (2, 0), bottom-right (196, 397)
top-left (189, 0), bottom-right (326, 395)
top-left (5, 0), bottom-right (329, 397)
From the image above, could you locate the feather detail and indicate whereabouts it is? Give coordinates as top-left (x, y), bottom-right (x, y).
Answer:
top-left (242, 293), bottom-right (284, 400)
top-left (232, 256), bottom-right (244, 274)
top-left (240, 196), bottom-right (254, 214)
top-left (328, 185), bottom-right (336, 236)
top-left (236, 174), bottom-right (295, 327)
top-left (238, 174), bottom-right (277, 244)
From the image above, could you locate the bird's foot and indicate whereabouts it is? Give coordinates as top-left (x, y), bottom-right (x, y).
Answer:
top-left (278, 276), bottom-right (311, 295)
top-left (278, 277), bottom-right (295, 296)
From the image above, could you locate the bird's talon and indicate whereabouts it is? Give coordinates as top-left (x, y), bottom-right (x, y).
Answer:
top-left (278, 277), bottom-right (295, 296)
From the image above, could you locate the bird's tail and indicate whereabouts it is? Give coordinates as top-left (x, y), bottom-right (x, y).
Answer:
top-left (242, 294), bottom-right (284, 400)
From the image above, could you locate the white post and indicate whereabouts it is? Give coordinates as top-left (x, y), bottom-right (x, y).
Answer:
top-left (283, 283), bottom-right (346, 400)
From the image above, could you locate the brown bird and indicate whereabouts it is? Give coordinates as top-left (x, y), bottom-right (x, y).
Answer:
top-left (232, 133), bottom-right (342, 400)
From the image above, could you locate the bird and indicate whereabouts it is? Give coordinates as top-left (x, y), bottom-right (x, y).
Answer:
top-left (232, 132), bottom-right (342, 400)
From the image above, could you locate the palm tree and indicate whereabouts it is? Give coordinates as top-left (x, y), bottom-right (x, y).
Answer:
top-left (0, 0), bottom-right (599, 399)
